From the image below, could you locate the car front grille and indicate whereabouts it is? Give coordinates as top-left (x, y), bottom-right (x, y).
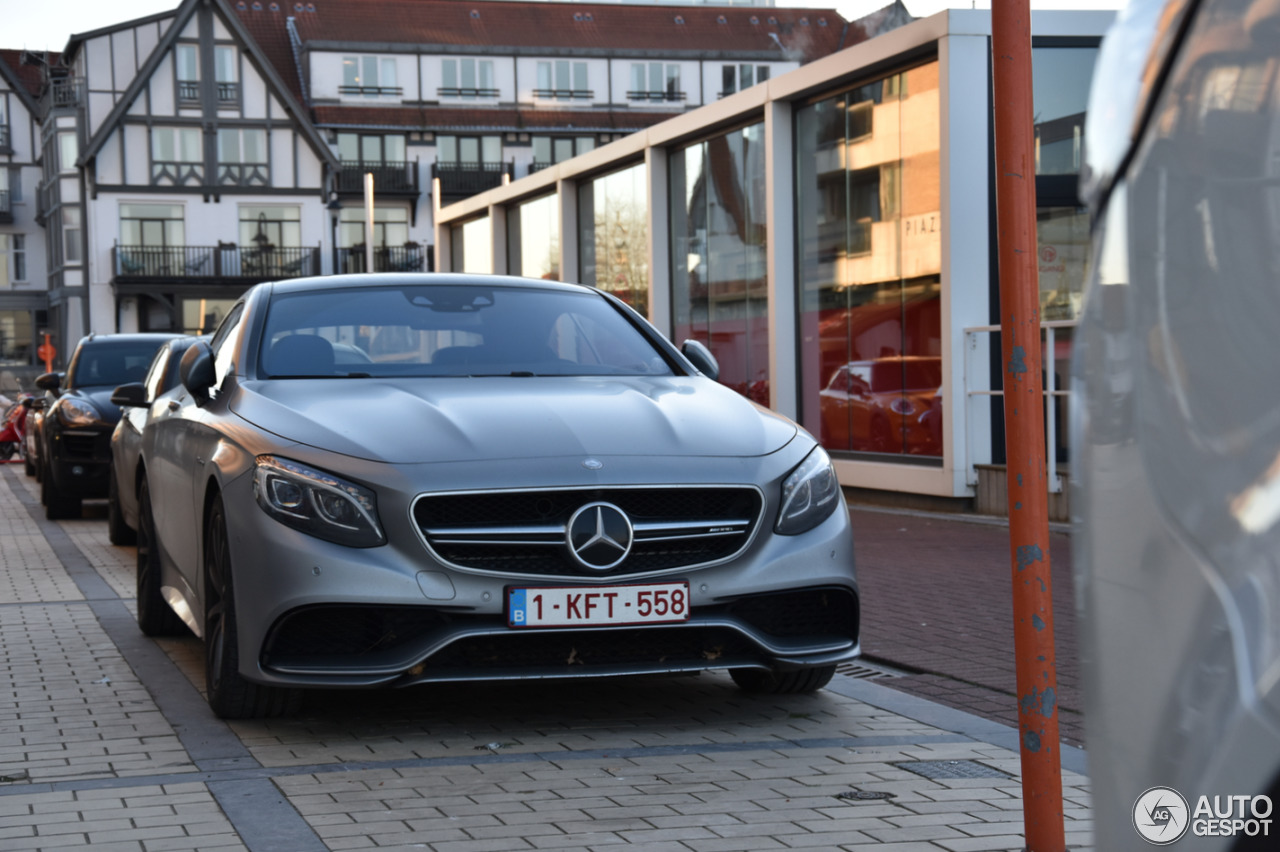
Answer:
top-left (59, 432), bottom-right (107, 459)
top-left (414, 487), bottom-right (764, 579)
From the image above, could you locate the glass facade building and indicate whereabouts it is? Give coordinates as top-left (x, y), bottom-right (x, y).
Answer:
top-left (436, 10), bottom-right (1111, 505)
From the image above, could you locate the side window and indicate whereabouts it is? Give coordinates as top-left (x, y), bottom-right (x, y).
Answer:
top-left (209, 302), bottom-right (246, 387)
top-left (143, 348), bottom-right (171, 400)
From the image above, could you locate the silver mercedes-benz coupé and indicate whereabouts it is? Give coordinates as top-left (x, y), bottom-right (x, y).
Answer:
top-left (131, 274), bottom-right (859, 718)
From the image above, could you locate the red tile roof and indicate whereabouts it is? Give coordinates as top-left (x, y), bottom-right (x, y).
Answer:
top-left (236, 0), bottom-right (850, 62)
top-left (234, 7), bottom-right (307, 102)
top-left (314, 104), bottom-right (676, 132)
top-left (0, 49), bottom-right (56, 99)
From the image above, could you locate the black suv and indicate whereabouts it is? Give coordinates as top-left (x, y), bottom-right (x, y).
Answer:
top-left (37, 333), bottom-right (180, 519)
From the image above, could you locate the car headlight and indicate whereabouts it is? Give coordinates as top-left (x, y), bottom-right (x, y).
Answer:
top-left (56, 398), bottom-right (101, 428)
top-left (776, 446), bottom-right (841, 535)
top-left (253, 455), bottom-right (386, 547)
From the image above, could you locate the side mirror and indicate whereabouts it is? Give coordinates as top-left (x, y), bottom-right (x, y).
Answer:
top-left (179, 340), bottom-right (217, 403)
top-left (111, 383), bottom-right (149, 408)
top-left (19, 397), bottom-right (34, 409)
top-left (34, 372), bottom-right (61, 392)
top-left (680, 339), bottom-right (720, 382)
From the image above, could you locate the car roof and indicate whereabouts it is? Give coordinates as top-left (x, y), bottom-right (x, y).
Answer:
top-left (265, 273), bottom-right (599, 298)
top-left (78, 332), bottom-right (184, 347)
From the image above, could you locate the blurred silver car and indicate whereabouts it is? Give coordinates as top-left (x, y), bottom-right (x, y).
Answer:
top-left (1076, 0), bottom-right (1280, 847)
top-left (137, 274), bottom-right (859, 718)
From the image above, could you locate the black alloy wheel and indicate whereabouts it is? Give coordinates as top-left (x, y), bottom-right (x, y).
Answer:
top-left (203, 495), bottom-right (301, 719)
top-left (730, 664), bottom-right (837, 695)
top-left (107, 471), bottom-right (137, 546)
top-left (135, 479), bottom-right (184, 636)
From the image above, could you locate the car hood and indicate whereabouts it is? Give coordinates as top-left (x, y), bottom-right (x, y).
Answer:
top-left (231, 376), bottom-right (798, 464)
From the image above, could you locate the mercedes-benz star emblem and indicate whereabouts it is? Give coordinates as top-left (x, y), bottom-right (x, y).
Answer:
top-left (581, 458), bottom-right (604, 470)
top-left (566, 502), bottom-right (633, 571)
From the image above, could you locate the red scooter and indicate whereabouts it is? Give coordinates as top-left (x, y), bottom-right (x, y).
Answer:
top-left (0, 394), bottom-right (33, 462)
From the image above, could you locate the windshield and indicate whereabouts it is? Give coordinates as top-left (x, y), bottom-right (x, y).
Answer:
top-left (259, 285), bottom-right (675, 379)
top-left (67, 340), bottom-right (166, 389)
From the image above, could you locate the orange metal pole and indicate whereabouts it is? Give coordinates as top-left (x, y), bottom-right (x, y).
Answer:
top-left (990, 2), bottom-right (1066, 850)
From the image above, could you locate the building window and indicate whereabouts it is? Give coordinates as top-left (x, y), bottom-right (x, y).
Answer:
top-left (671, 123), bottom-right (768, 405)
top-left (507, 193), bottom-right (559, 280)
top-left (796, 62), bottom-right (942, 458)
top-left (437, 135), bottom-right (501, 166)
top-left (215, 46), bottom-right (240, 103)
top-left (240, 205), bottom-right (307, 277)
top-left (118, 203), bottom-right (186, 276)
top-left (0, 309), bottom-right (34, 363)
top-left (217, 128), bottom-right (268, 186)
top-left (719, 64), bottom-right (771, 98)
top-left (629, 62), bottom-right (683, 102)
top-left (151, 127), bottom-right (203, 185)
top-left (535, 60), bottom-right (590, 100)
top-left (339, 206), bottom-right (408, 249)
top-left (578, 162), bottom-right (648, 315)
top-left (176, 44), bottom-right (199, 102)
top-left (58, 131), bottom-right (78, 172)
top-left (530, 136), bottom-right (594, 172)
top-left (0, 167), bottom-right (13, 216)
top-left (0, 234), bottom-right (27, 287)
top-left (337, 133), bottom-right (406, 166)
top-left (341, 55), bottom-right (401, 96)
top-left (0, 99), bottom-right (9, 151)
top-left (440, 58), bottom-right (496, 98)
top-left (63, 207), bottom-right (82, 264)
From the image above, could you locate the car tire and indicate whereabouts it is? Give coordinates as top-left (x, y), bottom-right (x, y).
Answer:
top-left (135, 479), bottom-right (184, 637)
top-left (0, 441), bottom-right (14, 460)
top-left (107, 472), bottom-right (137, 546)
top-left (42, 463), bottom-right (81, 520)
top-left (730, 665), bottom-right (837, 695)
top-left (204, 495), bottom-right (301, 719)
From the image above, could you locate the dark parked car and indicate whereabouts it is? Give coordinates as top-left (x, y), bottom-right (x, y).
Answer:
top-left (107, 336), bottom-right (200, 545)
top-left (135, 274), bottom-right (859, 719)
top-left (37, 333), bottom-right (181, 519)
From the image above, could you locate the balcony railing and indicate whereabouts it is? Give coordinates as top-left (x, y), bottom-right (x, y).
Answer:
top-left (334, 245), bottom-right (427, 274)
top-left (40, 77), bottom-right (84, 112)
top-left (217, 162), bottom-right (270, 187)
top-left (339, 85), bottom-right (403, 97)
top-left (178, 80), bottom-right (200, 101)
top-left (533, 88), bottom-right (593, 100)
top-left (0, 190), bottom-right (11, 225)
top-left (437, 87), bottom-right (499, 99)
top-left (0, 124), bottom-right (10, 152)
top-left (432, 161), bottom-right (511, 198)
top-left (217, 81), bottom-right (240, 103)
top-left (336, 161), bottom-right (419, 195)
top-left (112, 244), bottom-right (320, 280)
top-left (627, 90), bottom-right (686, 102)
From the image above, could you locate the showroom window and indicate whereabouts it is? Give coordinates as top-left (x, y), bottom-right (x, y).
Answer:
top-left (578, 163), bottom-right (648, 315)
top-left (507, 193), bottom-right (560, 280)
top-left (670, 122), bottom-right (768, 404)
top-left (796, 61), bottom-right (942, 458)
top-left (450, 215), bottom-right (492, 274)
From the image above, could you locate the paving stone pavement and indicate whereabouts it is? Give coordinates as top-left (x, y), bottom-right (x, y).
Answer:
top-left (0, 465), bottom-right (1092, 851)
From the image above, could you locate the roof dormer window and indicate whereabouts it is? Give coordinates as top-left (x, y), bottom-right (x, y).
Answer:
top-left (341, 55), bottom-right (401, 97)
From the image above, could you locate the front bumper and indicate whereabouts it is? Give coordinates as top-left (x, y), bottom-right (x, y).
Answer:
top-left (47, 427), bottom-right (113, 497)
top-left (215, 453), bottom-right (859, 689)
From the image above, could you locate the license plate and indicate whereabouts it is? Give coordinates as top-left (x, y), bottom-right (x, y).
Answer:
top-left (508, 581), bottom-right (690, 628)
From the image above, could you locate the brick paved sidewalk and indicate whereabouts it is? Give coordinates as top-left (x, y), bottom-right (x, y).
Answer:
top-left (849, 506), bottom-right (1083, 747)
top-left (0, 466), bottom-right (1092, 851)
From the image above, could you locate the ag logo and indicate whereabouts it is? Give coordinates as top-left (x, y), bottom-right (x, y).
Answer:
top-left (1134, 787), bottom-right (1190, 844)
